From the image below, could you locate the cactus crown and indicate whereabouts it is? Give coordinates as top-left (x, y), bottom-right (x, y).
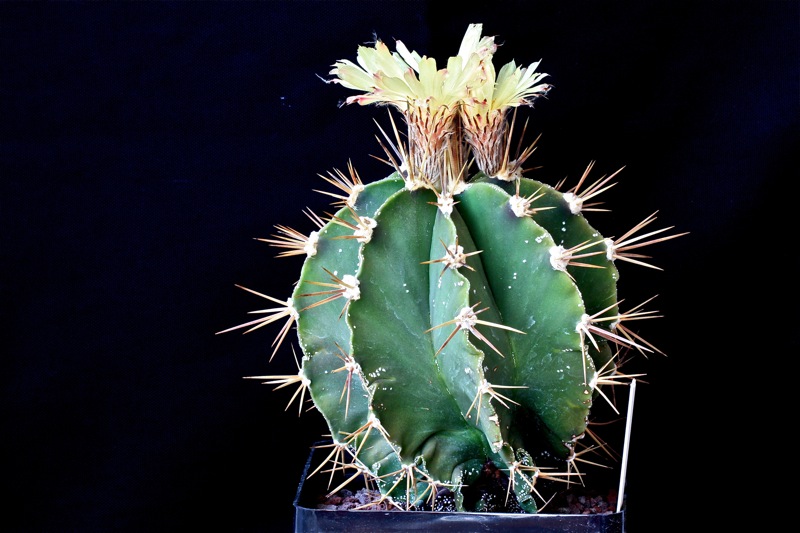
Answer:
top-left (328, 23), bottom-right (551, 190)
top-left (220, 23), bottom-right (686, 513)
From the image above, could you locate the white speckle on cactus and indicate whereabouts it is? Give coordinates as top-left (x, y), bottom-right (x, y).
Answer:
top-left (353, 216), bottom-right (377, 243)
top-left (404, 179), bottom-right (426, 192)
top-left (348, 183), bottom-right (365, 207)
top-left (549, 244), bottom-right (569, 271)
top-left (604, 236), bottom-right (616, 261)
top-left (341, 274), bottom-right (360, 300)
top-left (446, 244), bottom-right (468, 269)
top-left (437, 194), bottom-right (455, 216)
top-left (305, 231), bottom-right (320, 256)
top-left (343, 356), bottom-right (361, 376)
top-left (286, 298), bottom-right (300, 320)
top-left (455, 306), bottom-right (478, 330)
top-left (464, 367), bottom-right (472, 374)
top-left (563, 191), bottom-right (583, 214)
top-left (368, 367), bottom-right (387, 379)
top-left (576, 313), bottom-right (591, 333)
top-left (508, 194), bottom-right (527, 217)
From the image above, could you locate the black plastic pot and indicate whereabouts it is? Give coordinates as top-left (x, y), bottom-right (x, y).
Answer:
top-left (293, 442), bottom-right (626, 533)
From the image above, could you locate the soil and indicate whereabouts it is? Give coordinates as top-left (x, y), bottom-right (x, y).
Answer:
top-left (308, 446), bottom-right (617, 514)
top-left (315, 460), bottom-right (619, 515)
top-left (318, 485), bottom-right (618, 514)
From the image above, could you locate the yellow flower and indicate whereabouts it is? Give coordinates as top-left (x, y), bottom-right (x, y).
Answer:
top-left (459, 38), bottom-right (551, 180)
top-left (327, 24), bottom-right (551, 185)
top-left (464, 59), bottom-right (551, 121)
top-left (327, 23), bottom-right (496, 113)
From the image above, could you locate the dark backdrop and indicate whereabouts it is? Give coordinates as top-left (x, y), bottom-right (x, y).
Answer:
top-left (3, 1), bottom-right (797, 531)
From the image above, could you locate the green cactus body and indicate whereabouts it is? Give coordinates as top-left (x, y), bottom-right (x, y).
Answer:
top-left (287, 171), bottom-right (612, 511)
top-left (223, 23), bottom-right (684, 514)
top-left (292, 176), bottom-right (406, 484)
top-left (485, 176), bottom-right (619, 374)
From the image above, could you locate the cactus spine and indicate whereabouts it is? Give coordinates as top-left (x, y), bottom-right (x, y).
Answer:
top-left (220, 23), bottom-right (686, 512)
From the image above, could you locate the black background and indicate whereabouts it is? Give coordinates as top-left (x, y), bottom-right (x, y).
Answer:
top-left (3, 1), bottom-right (797, 531)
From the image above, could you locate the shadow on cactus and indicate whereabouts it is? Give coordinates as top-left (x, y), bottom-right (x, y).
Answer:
top-left (219, 23), bottom-right (687, 514)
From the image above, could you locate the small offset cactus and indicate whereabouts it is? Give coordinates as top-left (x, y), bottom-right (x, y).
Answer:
top-left (220, 24), bottom-right (685, 513)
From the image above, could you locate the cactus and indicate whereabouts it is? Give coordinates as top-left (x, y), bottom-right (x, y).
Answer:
top-left (220, 23), bottom-right (686, 513)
